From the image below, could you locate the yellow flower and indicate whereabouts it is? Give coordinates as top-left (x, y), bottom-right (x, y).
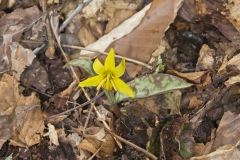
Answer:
top-left (79, 48), bottom-right (135, 97)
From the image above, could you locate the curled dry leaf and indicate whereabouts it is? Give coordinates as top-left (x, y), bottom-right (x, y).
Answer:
top-left (169, 70), bottom-right (207, 84)
top-left (0, 6), bottom-right (40, 36)
top-left (9, 43), bottom-right (35, 80)
top-left (225, 0), bottom-right (240, 32)
top-left (212, 111), bottom-right (240, 150)
top-left (47, 123), bottom-right (59, 146)
top-left (79, 134), bottom-right (115, 158)
top-left (82, 0), bottom-right (105, 18)
top-left (190, 141), bottom-right (240, 160)
top-left (218, 54), bottom-right (240, 74)
top-left (84, 127), bottom-right (106, 141)
top-left (80, 2), bottom-right (151, 56)
top-left (196, 44), bottom-right (215, 71)
top-left (0, 74), bottom-right (43, 149)
top-left (224, 75), bottom-right (240, 87)
top-left (10, 106), bottom-right (44, 147)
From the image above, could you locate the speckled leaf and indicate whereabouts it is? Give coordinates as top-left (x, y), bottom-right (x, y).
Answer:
top-left (115, 73), bottom-right (193, 103)
top-left (64, 59), bottom-right (95, 76)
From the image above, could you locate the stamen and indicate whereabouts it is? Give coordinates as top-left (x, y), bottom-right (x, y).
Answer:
top-left (97, 78), bottom-right (106, 90)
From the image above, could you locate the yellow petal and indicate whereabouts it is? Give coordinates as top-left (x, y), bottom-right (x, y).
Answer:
top-left (93, 58), bottom-right (105, 75)
top-left (79, 75), bottom-right (104, 87)
top-left (113, 57), bottom-right (125, 77)
top-left (113, 78), bottom-right (135, 97)
top-left (104, 48), bottom-right (115, 71)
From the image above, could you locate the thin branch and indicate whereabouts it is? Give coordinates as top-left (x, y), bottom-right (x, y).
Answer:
top-left (40, 0), bottom-right (55, 59)
top-left (45, 92), bottom-right (104, 121)
top-left (106, 129), bottom-right (158, 160)
top-left (62, 44), bottom-right (153, 70)
top-left (59, 0), bottom-right (93, 32)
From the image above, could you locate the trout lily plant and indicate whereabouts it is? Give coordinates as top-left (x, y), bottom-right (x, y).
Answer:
top-left (79, 48), bottom-right (135, 99)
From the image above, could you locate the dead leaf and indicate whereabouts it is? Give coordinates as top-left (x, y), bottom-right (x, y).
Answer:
top-left (210, 12), bottom-right (240, 41)
top-left (224, 75), bottom-right (240, 87)
top-left (212, 111), bottom-right (240, 150)
top-left (225, 0), bottom-right (240, 32)
top-left (218, 54), bottom-right (240, 74)
top-left (84, 127), bottom-right (106, 141)
top-left (79, 3), bottom-right (151, 56)
top-left (169, 70), bottom-right (207, 83)
top-left (0, 6), bottom-right (40, 36)
top-left (109, 0), bottom-right (184, 63)
top-left (189, 96), bottom-right (203, 109)
top-left (47, 123), bottom-right (59, 146)
top-left (11, 106), bottom-right (44, 147)
top-left (47, 0), bottom-right (59, 5)
top-left (79, 139), bottom-right (98, 155)
top-left (9, 43), bottom-right (35, 80)
top-left (196, 44), bottom-right (214, 71)
top-left (82, 0), bottom-right (105, 18)
top-left (191, 141), bottom-right (240, 160)
top-left (161, 90), bottom-right (182, 115)
top-left (105, 9), bottom-right (135, 33)
top-left (0, 74), bottom-right (43, 149)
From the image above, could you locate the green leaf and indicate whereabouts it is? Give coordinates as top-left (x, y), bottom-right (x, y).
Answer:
top-left (115, 73), bottom-right (193, 103)
top-left (64, 59), bottom-right (95, 76)
top-left (179, 142), bottom-right (193, 158)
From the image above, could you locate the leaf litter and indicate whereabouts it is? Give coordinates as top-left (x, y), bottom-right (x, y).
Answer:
top-left (1, 0), bottom-right (240, 159)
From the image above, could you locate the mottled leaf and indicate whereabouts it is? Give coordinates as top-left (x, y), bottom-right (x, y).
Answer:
top-left (115, 73), bottom-right (193, 103)
top-left (65, 59), bottom-right (94, 76)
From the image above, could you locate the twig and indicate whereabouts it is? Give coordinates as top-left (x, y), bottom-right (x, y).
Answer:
top-left (46, 92), bottom-right (104, 121)
top-left (40, 0), bottom-right (55, 59)
top-left (62, 44), bottom-right (153, 70)
top-left (88, 144), bottom-right (103, 160)
top-left (59, 0), bottom-right (93, 32)
top-left (106, 129), bottom-right (158, 160)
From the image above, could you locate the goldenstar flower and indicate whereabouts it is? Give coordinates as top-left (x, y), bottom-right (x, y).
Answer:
top-left (79, 48), bottom-right (135, 97)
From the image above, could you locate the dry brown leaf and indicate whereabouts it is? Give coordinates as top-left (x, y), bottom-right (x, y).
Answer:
top-left (169, 70), bottom-right (207, 83)
top-left (225, 0), bottom-right (240, 32)
top-left (105, 9), bottom-right (135, 33)
top-left (9, 43), bottom-right (35, 80)
top-left (191, 141), bottom-right (240, 160)
top-left (11, 106), bottom-right (44, 147)
top-left (98, 134), bottom-right (115, 157)
top-left (47, 123), bottom-right (59, 146)
top-left (212, 111), bottom-right (240, 150)
top-left (0, 6), bottom-right (40, 36)
top-left (224, 75), bottom-right (240, 87)
top-left (82, 0), bottom-right (105, 18)
top-left (218, 54), bottom-right (240, 74)
top-left (196, 44), bottom-right (214, 71)
top-left (47, 0), bottom-right (59, 5)
top-left (0, 42), bottom-right (35, 79)
top-left (84, 127), bottom-right (106, 141)
top-left (79, 139), bottom-right (98, 154)
top-left (0, 74), bottom-right (43, 149)
top-left (79, 133), bottom-right (115, 158)
top-left (79, 3), bottom-right (151, 56)
top-left (109, 0), bottom-right (184, 63)
top-left (189, 96), bottom-right (203, 109)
